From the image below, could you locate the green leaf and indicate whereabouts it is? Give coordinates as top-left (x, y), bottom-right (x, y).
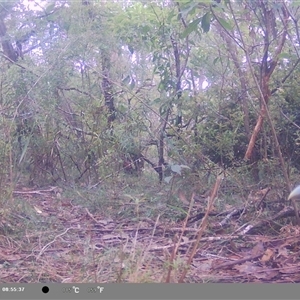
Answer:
top-left (152, 97), bottom-right (161, 104)
top-left (164, 176), bottom-right (173, 183)
top-left (278, 52), bottom-right (290, 59)
top-left (129, 79), bottom-right (135, 90)
top-left (171, 164), bottom-right (182, 175)
top-left (180, 165), bottom-right (191, 170)
top-left (218, 17), bottom-right (233, 30)
top-left (201, 12), bottom-right (211, 33)
top-left (180, 3), bottom-right (197, 18)
top-left (141, 25), bottom-right (150, 34)
top-left (213, 57), bottom-right (220, 65)
top-left (181, 17), bottom-right (201, 38)
top-left (122, 75), bottom-right (130, 85)
top-left (45, 3), bottom-right (55, 14)
top-left (167, 11), bottom-right (176, 23)
top-left (159, 104), bottom-right (168, 116)
top-left (128, 45), bottom-right (134, 54)
top-left (18, 137), bottom-right (31, 164)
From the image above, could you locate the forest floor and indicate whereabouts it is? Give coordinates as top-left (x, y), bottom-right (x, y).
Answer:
top-left (0, 173), bottom-right (300, 283)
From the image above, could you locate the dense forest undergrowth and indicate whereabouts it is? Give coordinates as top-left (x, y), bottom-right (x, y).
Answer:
top-left (1, 0), bottom-right (300, 282)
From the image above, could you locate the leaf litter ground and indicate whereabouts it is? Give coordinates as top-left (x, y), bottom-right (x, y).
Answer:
top-left (0, 183), bottom-right (300, 283)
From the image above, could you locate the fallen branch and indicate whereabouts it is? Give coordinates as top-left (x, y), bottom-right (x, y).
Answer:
top-left (236, 206), bottom-right (295, 235)
top-left (13, 187), bottom-right (58, 195)
top-left (213, 253), bottom-right (263, 270)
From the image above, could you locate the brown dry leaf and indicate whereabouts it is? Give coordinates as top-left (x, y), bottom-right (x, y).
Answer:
top-left (178, 190), bottom-right (190, 205)
top-left (229, 240), bottom-right (239, 252)
top-left (0, 250), bottom-right (22, 261)
top-left (280, 225), bottom-right (300, 235)
top-left (277, 247), bottom-right (289, 258)
top-left (195, 260), bottom-right (212, 272)
top-left (247, 188), bottom-right (269, 203)
top-left (181, 236), bottom-right (189, 243)
top-left (279, 265), bottom-right (300, 274)
top-left (102, 233), bottom-right (129, 240)
top-left (33, 205), bottom-right (43, 214)
top-left (251, 241), bottom-right (264, 256)
top-left (235, 262), bottom-right (261, 274)
top-left (253, 267), bottom-right (279, 280)
top-left (235, 263), bottom-right (277, 280)
top-left (261, 248), bottom-right (274, 262)
top-left (212, 259), bottom-right (226, 269)
top-left (20, 187), bottom-right (31, 191)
